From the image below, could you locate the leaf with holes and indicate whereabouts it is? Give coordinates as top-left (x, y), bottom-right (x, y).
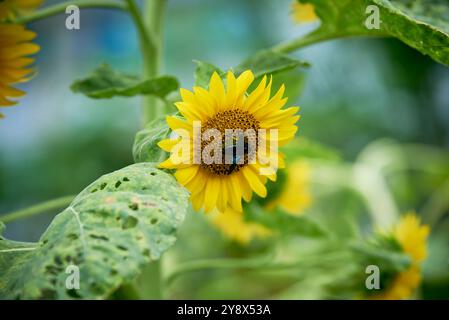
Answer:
top-left (71, 64), bottom-right (179, 99)
top-left (0, 163), bottom-right (189, 299)
top-left (300, 0), bottom-right (449, 66)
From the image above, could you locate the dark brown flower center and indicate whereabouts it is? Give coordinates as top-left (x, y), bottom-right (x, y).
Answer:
top-left (200, 109), bottom-right (260, 176)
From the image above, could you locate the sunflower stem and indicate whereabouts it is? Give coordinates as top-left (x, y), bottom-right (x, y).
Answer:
top-left (127, 0), bottom-right (167, 126)
top-left (271, 30), bottom-right (389, 53)
top-left (14, 0), bottom-right (126, 24)
top-left (164, 251), bottom-right (350, 288)
top-left (133, 260), bottom-right (163, 299)
top-left (0, 195), bottom-right (75, 224)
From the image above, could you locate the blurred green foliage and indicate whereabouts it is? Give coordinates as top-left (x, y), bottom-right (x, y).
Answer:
top-left (0, 0), bottom-right (448, 300)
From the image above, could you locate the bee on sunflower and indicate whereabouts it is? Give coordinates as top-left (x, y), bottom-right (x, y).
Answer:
top-left (291, 0), bottom-right (318, 24)
top-left (0, 0), bottom-right (41, 118)
top-left (158, 70), bottom-right (300, 214)
top-left (367, 213), bottom-right (430, 300)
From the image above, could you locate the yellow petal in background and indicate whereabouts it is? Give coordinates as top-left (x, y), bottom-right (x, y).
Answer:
top-left (266, 161), bottom-right (312, 215)
top-left (291, 0), bottom-right (318, 24)
top-left (210, 209), bottom-right (272, 245)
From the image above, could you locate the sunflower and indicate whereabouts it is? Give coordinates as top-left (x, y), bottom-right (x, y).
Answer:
top-left (371, 213), bottom-right (430, 300)
top-left (210, 160), bottom-right (311, 244)
top-left (0, 0), bottom-right (43, 20)
top-left (291, 0), bottom-right (318, 24)
top-left (158, 70), bottom-right (299, 213)
top-left (0, 23), bottom-right (39, 118)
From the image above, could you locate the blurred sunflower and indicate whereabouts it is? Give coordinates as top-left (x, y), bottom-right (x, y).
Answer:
top-left (211, 209), bottom-right (272, 245)
top-left (291, 0), bottom-right (318, 24)
top-left (266, 161), bottom-right (311, 215)
top-left (371, 213), bottom-right (430, 300)
top-left (0, 23), bottom-right (40, 118)
top-left (0, 0), bottom-right (43, 20)
top-left (159, 70), bottom-right (299, 213)
top-left (210, 160), bottom-right (312, 244)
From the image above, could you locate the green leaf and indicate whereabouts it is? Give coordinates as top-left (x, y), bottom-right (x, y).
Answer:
top-left (133, 118), bottom-right (171, 163)
top-left (193, 60), bottom-right (224, 88)
top-left (302, 0), bottom-right (449, 66)
top-left (245, 204), bottom-right (327, 238)
top-left (193, 51), bottom-right (309, 89)
top-left (0, 163), bottom-right (189, 299)
top-left (235, 50), bottom-right (310, 79)
top-left (71, 64), bottom-right (179, 99)
top-left (271, 69), bottom-right (306, 102)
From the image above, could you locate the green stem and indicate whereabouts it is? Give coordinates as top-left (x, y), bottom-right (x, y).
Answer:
top-left (127, 0), bottom-right (166, 125)
top-left (126, 0), bottom-right (156, 57)
top-left (164, 252), bottom-right (348, 287)
top-left (134, 260), bottom-right (162, 300)
top-left (272, 30), bottom-right (389, 53)
top-left (111, 282), bottom-right (142, 299)
top-left (165, 255), bottom-right (272, 287)
top-left (14, 0), bottom-right (127, 24)
top-left (0, 195), bottom-right (75, 224)
top-left (140, 0), bottom-right (167, 125)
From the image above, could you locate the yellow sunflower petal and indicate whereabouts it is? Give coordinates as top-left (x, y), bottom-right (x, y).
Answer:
top-left (191, 189), bottom-right (205, 212)
top-left (224, 71), bottom-right (237, 108)
top-left (0, 84), bottom-right (25, 98)
top-left (209, 71), bottom-right (225, 107)
top-left (235, 171), bottom-right (253, 203)
top-left (216, 178), bottom-right (229, 212)
top-left (246, 76), bottom-right (273, 113)
top-left (395, 213), bottom-right (430, 263)
top-left (193, 86), bottom-right (217, 117)
top-left (236, 70), bottom-right (254, 98)
top-left (174, 165), bottom-right (200, 186)
top-left (158, 153), bottom-right (192, 169)
top-left (0, 23), bottom-right (39, 113)
top-left (242, 166), bottom-right (267, 198)
top-left (204, 176), bottom-right (221, 212)
top-left (184, 169), bottom-right (208, 195)
top-left (223, 70), bottom-right (254, 109)
top-left (157, 138), bottom-right (181, 152)
top-left (166, 115), bottom-right (192, 132)
top-left (242, 75), bottom-right (267, 111)
top-left (0, 96), bottom-right (17, 106)
top-left (227, 174), bottom-right (243, 212)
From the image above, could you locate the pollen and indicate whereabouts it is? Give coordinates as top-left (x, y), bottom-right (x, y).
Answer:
top-left (200, 109), bottom-right (260, 176)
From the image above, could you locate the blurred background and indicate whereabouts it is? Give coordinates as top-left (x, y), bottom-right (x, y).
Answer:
top-left (1, 0), bottom-right (448, 299)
